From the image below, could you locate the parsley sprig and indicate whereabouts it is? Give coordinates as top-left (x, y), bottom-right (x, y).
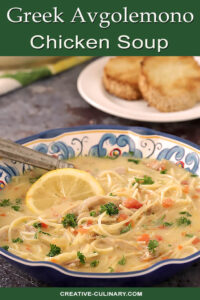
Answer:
top-left (120, 223), bottom-right (132, 234)
top-left (33, 222), bottom-right (51, 239)
top-left (100, 202), bottom-right (119, 216)
top-left (0, 198), bottom-right (22, 211)
top-left (160, 169), bottom-right (167, 174)
top-left (179, 211), bottom-right (192, 217)
top-left (148, 240), bottom-right (159, 255)
top-left (77, 251), bottom-right (86, 264)
top-left (128, 159), bottom-right (140, 164)
top-left (154, 214), bottom-right (173, 227)
top-left (1, 245), bottom-right (9, 251)
top-left (90, 211), bottom-right (97, 217)
top-left (118, 256), bottom-right (126, 265)
top-left (0, 199), bottom-right (10, 207)
top-left (135, 176), bottom-right (154, 185)
top-left (47, 244), bottom-right (61, 257)
top-left (62, 214), bottom-right (77, 228)
top-left (176, 217), bottom-right (191, 226)
top-left (90, 260), bottom-right (99, 267)
top-left (12, 237), bottom-right (23, 243)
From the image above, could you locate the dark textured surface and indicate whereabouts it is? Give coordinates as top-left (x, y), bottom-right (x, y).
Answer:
top-left (0, 59), bottom-right (200, 287)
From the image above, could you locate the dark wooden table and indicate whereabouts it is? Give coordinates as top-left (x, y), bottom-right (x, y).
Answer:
top-left (0, 59), bottom-right (200, 287)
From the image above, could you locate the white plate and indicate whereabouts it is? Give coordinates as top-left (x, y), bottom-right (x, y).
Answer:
top-left (77, 57), bottom-right (200, 123)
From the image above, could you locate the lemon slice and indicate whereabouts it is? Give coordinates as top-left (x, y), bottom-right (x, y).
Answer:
top-left (26, 168), bottom-right (104, 214)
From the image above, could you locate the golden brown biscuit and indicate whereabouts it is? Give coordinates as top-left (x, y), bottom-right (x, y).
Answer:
top-left (103, 56), bottom-right (144, 100)
top-left (139, 56), bottom-right (200, 112)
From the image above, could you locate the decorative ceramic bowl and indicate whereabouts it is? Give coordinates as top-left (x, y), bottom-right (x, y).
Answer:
top-left (0, 125), bottom-right (200, 287)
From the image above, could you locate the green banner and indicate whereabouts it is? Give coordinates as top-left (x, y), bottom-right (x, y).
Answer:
top-left (0, 0), bottom-right (199, 55)
top-left (0, 288), bottom-right (200, 300)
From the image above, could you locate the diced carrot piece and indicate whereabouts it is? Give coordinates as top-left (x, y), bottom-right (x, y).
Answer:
top-left (77, 228), bottom-right (89, 234)
top-left (155, 235), bottom-right (163, 241)
top-left (181, 232), bottom-right (186, 236)
top-left (51, 259), bottom-right (57, 263)
top-left (161, 256), bottom-right (169, 260)
top-left (0, 213), bottom-right (6, 217)
top-left (192, 195), bottom-right (199, 200)
top-left (158, 225), bottom-right (165, 229)
top-left (196, 188), bottom-right (200, 193)
top-left (73, 230), bottom-right (78, 235)
top-left (124, 198), bottom-right (143, 209)
top-left (160, 163), bottom-right (167, 171)
top-left (26, 245), bottom-right (31, 251)
top-left (87, 219), bottom-right (93, 226)
top-left (182, 186), bottom-right (189, 194)
top-left (146, 161), bottom-right (166, 171)
top-left (162, 198), bottom-right (174, 208)
top-left (117, 214), bottom-right (128, 222)
top-left (192, 237), bottom-right (200, 245)
top-left (181, 180), bottom-right (189, 185)
top-left (137, 234), bottom-right (150, 244)
top-left (125, 220), bottom-right (134, 227)
top-left (41, 222), bottom-right (48, 229)
top-left (178, 245), bottom-right (183, 250)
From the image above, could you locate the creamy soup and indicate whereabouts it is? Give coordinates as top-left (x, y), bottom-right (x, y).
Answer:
top-left (0, 156), bottom-right (200, 273)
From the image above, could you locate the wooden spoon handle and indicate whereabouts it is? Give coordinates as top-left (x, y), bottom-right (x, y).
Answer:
top-left (0, 137), bottom-right (74, 170)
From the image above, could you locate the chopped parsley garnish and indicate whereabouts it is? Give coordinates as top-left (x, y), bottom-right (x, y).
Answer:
top-left (47, 244), bottom-right (61, 257)
top-left (148, 240), bottom-right (159, 254)
top-left (120, 223), bottom-right (132, 234)
top-left (0, 199), bottom-right (11, 207)
top-left (62, 214), bottom-right (77, 228)
top-left (1, 245), bottom-right (9, 251)
top-left (185, 233), bottom-right (194, 238)
top-left (29, 175), bottom-right (42, 184)
top-left (160, 169), bottom-right (167, 174)
top-left (104, 155), bottom-right (118, 160)
top-left (163, 222), bottom-right (173, 227)
top-left (154, 215), bottom-right (173, 227)
top-left (191, 174), bottom-right (198, 177)
top-left (33, 222), bottom-right (42, 229)
top-left (128, 159), bottom-right (140, 164)
top-left (77, 251), bottom-right (86, 264)
top-left (135, 176), bottom-right (154, 185)
top-left (33, 222), bottom-right (50, 239)
top-left (34, 232), bottom-right (38, 239)
top-left (168, 244), bottom-right (172, 247)
top-left (118, 256), bottom-right (126, 265)
top-left (34, 230), bottom-right (51, 239)
top-left (179, 211), bottom-right (192, 217)
top-left (15, 198), bottom-right (22, 204)
top-left (100, 202), bottom-right (119, 216)
top-left (109, 266), bottom-right (114, 273)
top-left (0, 198), bottom-right (22, 211)
top-left (90, 260), bottom-right (99, 267)
top-left (40, 231), bottom-right (51, 236)
top-left (11, 205), bottom-right (20, 211)
top-left (90, 211), bottom-right (97, 217)
top-left (109, 193), bottom-right (116, 197)
top-left (176, 217), bottom-right (191, 226)
top-left (12, 237), bottom-right (23, 243)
